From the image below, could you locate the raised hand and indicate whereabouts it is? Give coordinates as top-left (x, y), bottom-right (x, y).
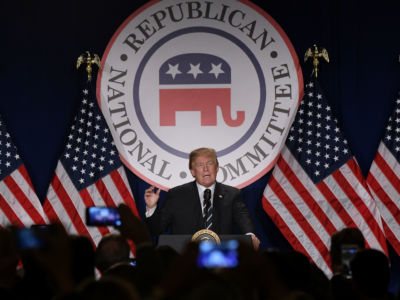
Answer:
top-left (144, 185), bottom-right (161, 210)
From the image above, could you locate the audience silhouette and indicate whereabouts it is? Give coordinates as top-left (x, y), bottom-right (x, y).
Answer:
top-left (0, 206), bottom-right (397, 300)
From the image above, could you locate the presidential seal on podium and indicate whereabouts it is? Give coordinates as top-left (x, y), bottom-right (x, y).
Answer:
top-left (191, 229), bottom-right (221, 244)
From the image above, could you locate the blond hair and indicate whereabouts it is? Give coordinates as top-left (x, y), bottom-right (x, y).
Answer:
top-left (188, 148), bottom-right (218, 170)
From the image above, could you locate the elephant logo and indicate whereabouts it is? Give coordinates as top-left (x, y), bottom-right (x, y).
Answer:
top-left (159, 53), bottom-right (245, 127)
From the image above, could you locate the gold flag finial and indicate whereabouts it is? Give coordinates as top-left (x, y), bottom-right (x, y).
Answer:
top-left (304, 44), bottom-right (329, 78)
top-left (76, 51), bottom-right (101, 81)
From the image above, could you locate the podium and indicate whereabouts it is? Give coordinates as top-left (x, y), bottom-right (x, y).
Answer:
top-left (157, 234), bottom-right (252, 253)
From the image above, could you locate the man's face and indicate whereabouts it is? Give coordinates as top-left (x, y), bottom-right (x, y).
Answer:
top-left (190, 155), bottom-right (219, 187)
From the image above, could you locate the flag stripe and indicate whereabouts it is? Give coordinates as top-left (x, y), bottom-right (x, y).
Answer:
top-left (316, 180), bottom-right (357, 228)
top-left (366, 97), bottom-right (400, 256)
top-left (373, 151), bottom-right (400, 195)
top-left (323, 169), bottom-right (373, 250)
top-left (43, 199), bottom-right (63, 225)
top-left (49, 171), bottom-right (91, 237)
top-left (110, 168), bottom-right (139, 216)
top-left (262, 185), bottom-right (332, 276)
top-left (368, 156), bottom-right (400, 254)
top-left (0, 192), bottom-right (24, 227)
top-left (79, 188), bottom-right (111, 237)
top-left (331, 164), bottom-right (386, 252)
top-left (368, 172), bottom-right (400, 237)
top-left (280, 147), bottom-right (345, 229)
top-left (18, 164), bottom-right (35, 190)
top-left (261, 195), bottom-right (309, 256)
top-left (95, 179), bottom-right (117, 207)
top-left (268, 175), bottom-right (331, 267)
top-left (277, 155), bottom-right (336, 235)
top-left (382, 220), bottom-right (400, 254)
top-left (3, 173), bottom-right (46, 224)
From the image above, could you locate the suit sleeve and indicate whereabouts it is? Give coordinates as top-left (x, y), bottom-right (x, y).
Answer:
top-left (145, 190), bottom-right (175, 236)
top-left (232, 189), bottom-right (255, 234)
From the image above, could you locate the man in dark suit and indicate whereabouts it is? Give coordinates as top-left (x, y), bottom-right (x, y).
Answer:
top-left (144, 147), bottom-right (260, 249)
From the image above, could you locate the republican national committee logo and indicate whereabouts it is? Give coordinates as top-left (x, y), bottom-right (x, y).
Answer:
top-left (97, 0), bottom-right (303, 190)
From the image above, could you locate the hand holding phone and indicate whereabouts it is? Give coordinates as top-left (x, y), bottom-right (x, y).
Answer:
top-left (86, 206), bottom-right (121, 226)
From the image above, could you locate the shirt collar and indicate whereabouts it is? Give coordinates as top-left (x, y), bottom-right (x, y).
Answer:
top-left (196, 182), bottom-right (216, 203)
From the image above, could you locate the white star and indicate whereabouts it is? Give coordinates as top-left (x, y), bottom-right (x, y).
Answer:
top-left (187, 63), bottom-right (203, 79)
top-left (165, 63), bottom-right (182, 79)
top-left (209, 63), bottom-right (224, 78)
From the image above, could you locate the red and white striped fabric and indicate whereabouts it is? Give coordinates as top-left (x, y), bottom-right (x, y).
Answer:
top-left (43, 163), bottom-right (138, 246)
top-left (0, 165), bottom-right (47, 228)
top-left (367, 95), bottom-right (400, 255)
top-left (43, 81), bottom-right (139, 247)
top-left (0, 117), bottom-right (47, 228)
top-left (263, 79), bottom-right (387, 277)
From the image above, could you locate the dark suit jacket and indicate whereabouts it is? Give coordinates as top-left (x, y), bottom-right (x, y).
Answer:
top-left (146, 181), bottom-right (255, 236)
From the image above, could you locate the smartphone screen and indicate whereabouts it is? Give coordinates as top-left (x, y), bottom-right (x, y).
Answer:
top-left (86, 206), bottom-right (121, 226)
top-left (14, 227), bottom-right (44, 250)
top-left (197, 240), bottom-right (239, 268)
top-left (341, 244), bottom-right (358, 278)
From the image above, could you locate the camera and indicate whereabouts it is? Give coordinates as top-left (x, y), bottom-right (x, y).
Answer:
top-left (85, 206), bottom-right (121, 226)
top-left (197, 240), bottom-right (239, 268)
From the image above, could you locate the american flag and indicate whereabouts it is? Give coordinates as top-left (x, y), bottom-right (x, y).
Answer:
top-left (262, 78), bottom-right (387, 277)
top-left (367, 93), bottom-right (400, 255)
top-left (43, 79), bottom-right (139, 246)
top-left (0, 115), bottom-right (47, 227)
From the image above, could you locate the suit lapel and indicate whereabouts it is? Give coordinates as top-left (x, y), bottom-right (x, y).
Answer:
top-left (190, 181), bottom-right (204, 229)
top-left (212, 182), bottom-right (223, 233)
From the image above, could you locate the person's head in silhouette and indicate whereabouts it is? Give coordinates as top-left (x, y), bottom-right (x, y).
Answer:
top-left (330, 227), bottom-right (365, 275)
top-left (69, 235), bottom-right (95, 285)
top-left (95, 233), bottom-right (130, 274)
top-left (350, 249), bottom-right (390, 299)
